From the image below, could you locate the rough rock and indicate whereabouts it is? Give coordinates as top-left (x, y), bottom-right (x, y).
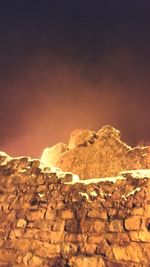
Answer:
top-left (68, 128), bottom-right (96, 149)
top-left (54, 125), bottom-right (150, 179)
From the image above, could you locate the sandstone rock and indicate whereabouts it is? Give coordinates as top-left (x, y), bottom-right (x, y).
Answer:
top-left (26, 209), bottom-right (46, 221)
top-left (96, 239), bottom-right (113, 258)
top-left (0, 248), bottom-right (16, 264)
top-left (108, 220), bottom-right (124, 233)
top-left (125, 216), bottom-right (142, 231)
top-left (35, 242), bottom-right (60, 257)
top-left (45, 209), bottom-right (56, 220)
top-left (131, 207), bottom-right (144, 215)
top-left (106, 233), bottom-right (130, 245)
top-left (6, 238), bottom-right (30, 252)
top-left (65, 220), bottom-right (78, 233)
top-left (80, 220), bottom-right (106, 233)
top-left (51, 220), bottom-right (65, 232)
top-left (17, 219), bottom-right (27, 228)
top-left (112, 243), bottom-right (143, 263)
top-left (68, 128), bottom-right (96, 149)
top-left (40, 142), bottom-right (68, 167)
top-left (23, 252), bottom-right (32, 265)
top-left (61, 243), bottom-right (78, 257)
top-left (87, 234), bottom-right (104, 244)
top-left (9, 228), bottom-right (23, 239)
top-left (130, 230), bottom-right (150, 242)
top-left (34, 231), bottom-right (64, 244)
top-left (65, 233), bottom-right (87, 243)
top-left (16, 255), bottom-right (23, 264)
top-left (79, 243), bottom-right (97, 255)
top-left (69, 256), bottom-right (105, 267)
top-left (29, 255), bottom-right (43, 266)
top-left (87, 210), bottom-right (107, 220)
top-left (96, 125), bottom-right (120, 140)
top-left (61, 209), bottom-right (74, 219)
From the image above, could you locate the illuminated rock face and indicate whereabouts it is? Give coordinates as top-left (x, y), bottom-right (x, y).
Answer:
top-left (56, 125), bottom-right (150, 179)
top-left (40, 142), bottom-right (68, 167)
top-left (0, 154), bottom-right (150, 266)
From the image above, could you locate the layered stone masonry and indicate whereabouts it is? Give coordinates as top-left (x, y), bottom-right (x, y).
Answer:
top-left (0, 153), bottom-right (150, 266)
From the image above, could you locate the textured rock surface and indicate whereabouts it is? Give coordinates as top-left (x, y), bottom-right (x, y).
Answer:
top-left (0, 152), bottom-right (150, 266)
top-left (68, 129), bottom-right (96, 149)
top-left (54, 125), bottom-right (150, 179)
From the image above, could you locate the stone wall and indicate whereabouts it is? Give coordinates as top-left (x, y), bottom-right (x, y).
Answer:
top-left (0, 154), bottom-right (150, 266)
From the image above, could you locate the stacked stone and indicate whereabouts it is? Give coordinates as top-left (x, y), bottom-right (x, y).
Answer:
top-left (0, 153), bottom-right (150, 266)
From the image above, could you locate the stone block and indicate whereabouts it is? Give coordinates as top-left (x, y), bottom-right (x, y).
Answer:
top-left (131, 207), bottom-right (144, 216)
top-left (108, 208), bottom-right (117, 218)
top-left (61, 209), bottom-right (74, 219)
top-left (34, 231), bottom-right (64, 244)
top-left (65, 220), bottom-right (78, 233)
top-left (96, 239), bottom-right (113, 258)
top-left (9, 228), bottom-right (24, 239)
top-left (87, 235), bottom-right (104, 244)
top-left (5, 238), bottom-right (30, 252)
top-left (124, 216), bottom-right (142, 231)
top-left (65, 233), bottom-right (87, 243)
top-left (29, 255), bottom-right (43, 266)
top-left (80, 220), bottom-right (105, 233)
top-left (45, 209), bottom-right (56, 220)
top-left (130, 230), bottom-right (150, 242)
top-left (29, 239), bottom-right (42, 251)
top-left (108, 220), bottom-right (124, 232)
top-left (61, 243), bottom-right (78, 257)
top-left (23, 228), bottom-right (39, 239)
top-left (112, 243), bottom-right (143, 263)
top-left (51, 220), bottom-right (65, 232)
top-left (79, 243), bottom-right (97, 256)
top-left (35, 242), bottom-right (60, 257)
top-left (141, 243), bottom-right (150, 262)
top-left (106, 233), bottom-right (130, 245)
top-left (23, 252), bottom-right (32, 265)
top-left (69, 256), bottom-right (105, 267)
top-left (26, 209), bottom-right (46, 221)
top-left (0, 249), bottom-right (16, 264)
top-left (87, 210), bottom-right (107, 220)
top-left (17, 219), bottom-right (27, 228)
top-left (129, 231), bottom-right (139, 241)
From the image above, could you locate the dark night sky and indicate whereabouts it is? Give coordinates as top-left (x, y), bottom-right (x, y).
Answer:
top-left (0, 1), bottom-right (150, 157)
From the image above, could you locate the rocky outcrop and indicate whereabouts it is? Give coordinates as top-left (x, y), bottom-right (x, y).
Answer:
top-left (0, 152), bottom-right (150, 266)
top-left (41, 125), bottom-right (150, 179)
